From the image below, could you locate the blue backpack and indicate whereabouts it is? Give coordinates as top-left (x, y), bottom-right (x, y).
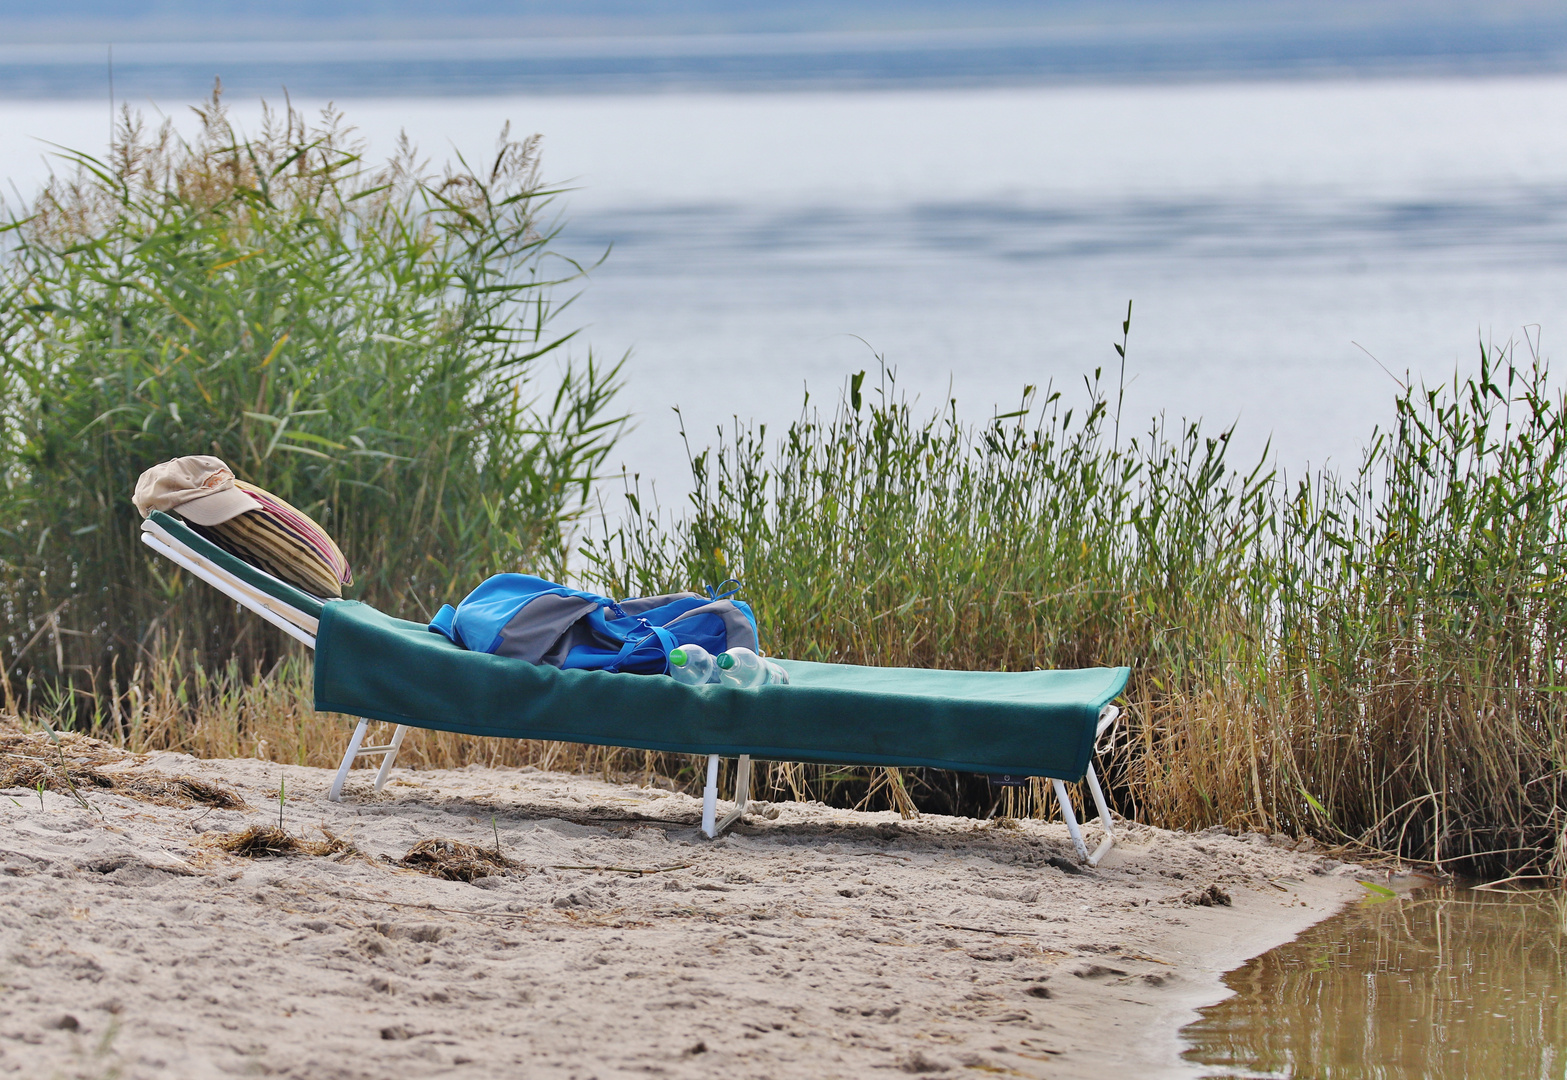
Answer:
top-left (428, 576), bottom-right (759, 676)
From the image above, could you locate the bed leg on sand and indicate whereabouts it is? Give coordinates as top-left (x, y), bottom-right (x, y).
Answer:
top-left (701, 754), bottom-right (721, 838)
top-left (329, 720), bottom-right (369, 803)
top-left (1052, 778), bottom-right (1090, 861)
top-left (1052, 767), bottom-right (1117, 866)
top-left (1083, 763), bottom-right (1116, 866)
top-left (329, 722), bottom-right (410, 802)
top-left (715, 754), bottom-right (752, 836)
top-left (372, 725), bottom-right (408, 793)
top-left (1051, 703), bottom-right (1123, 866)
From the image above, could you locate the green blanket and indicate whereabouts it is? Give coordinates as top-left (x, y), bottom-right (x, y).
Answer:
top-left (313, 600), bottom-right (1129, 781)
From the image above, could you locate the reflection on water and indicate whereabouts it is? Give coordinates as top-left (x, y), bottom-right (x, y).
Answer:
top-left (1182, 887), bottom-right (1567, 1079)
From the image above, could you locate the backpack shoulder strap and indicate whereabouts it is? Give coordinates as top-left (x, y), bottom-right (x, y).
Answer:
top-left (429, 604), bottom-right (458, 641)
top-left (605, 622), bottom-right (678, 674)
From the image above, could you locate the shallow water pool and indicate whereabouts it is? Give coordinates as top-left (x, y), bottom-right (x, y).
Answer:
top-left (1181, 885), bottom-right (1567, 1079)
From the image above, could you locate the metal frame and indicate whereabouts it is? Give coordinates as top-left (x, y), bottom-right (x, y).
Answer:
top-left (698, 753), bottom-right (752, 839)
top-left (139, 519), bottom-right (407, 803)
top-left (1052, 705), bottom-right (1121, 865)
top-left (698, 706), bottom-right (1122, 865)
top-left (140, 522), bottom-right (318, 648)
top-left (144, 518), bottom-right (1123, 854)
top-left (326, 717), bottom-right (408, 802)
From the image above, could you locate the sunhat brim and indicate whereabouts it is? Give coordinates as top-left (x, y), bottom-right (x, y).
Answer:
top-left (172, 485), bottom-right (262, 526)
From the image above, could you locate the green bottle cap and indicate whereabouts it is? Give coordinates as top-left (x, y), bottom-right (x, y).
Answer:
top-left (717, 652), bottom-right (734, 669)
top-left (670, 648), bottom-right (689, 667)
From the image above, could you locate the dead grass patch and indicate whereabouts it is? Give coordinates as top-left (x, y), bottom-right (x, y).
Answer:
top-left (1181, 884), bottom-right (1233, 907)
top-left (209, 825), bottom-right (360, 859)
top-left (397, 838), bottom-right (523, 882)
top-left (0, 728), bottom-right (248, 809)
top-left (110, 772), bottom-right (248, 808)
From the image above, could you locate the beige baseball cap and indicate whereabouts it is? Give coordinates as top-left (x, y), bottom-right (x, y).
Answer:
top-left (132, 456), bottom-right (263, 526)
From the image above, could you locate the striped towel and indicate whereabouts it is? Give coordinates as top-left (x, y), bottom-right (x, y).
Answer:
top-left (186, 483), bottom-right (352, 599)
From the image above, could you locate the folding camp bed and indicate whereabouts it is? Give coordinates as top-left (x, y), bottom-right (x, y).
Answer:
top-left (140, 511), bottom-right (1129, 864)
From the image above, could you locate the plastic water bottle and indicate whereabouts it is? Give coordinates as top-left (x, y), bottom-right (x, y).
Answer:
top-left (717, 647), bottom-right (790, 687)
top-left (669, 644), bottom-right (718, 685)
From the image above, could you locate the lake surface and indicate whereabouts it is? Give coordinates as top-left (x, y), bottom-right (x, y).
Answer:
top-left (8, 12), bottom-right (1567, 100)
top-left (4, 76), bottom-right (1567, 495)
top-left (1182, 886), bottom-right (1567, 1079)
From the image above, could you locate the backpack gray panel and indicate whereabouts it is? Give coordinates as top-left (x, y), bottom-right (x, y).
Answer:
top-left (538, 618), bottom-right (610, 668)
top-left (496, 594), bottom-right (600, 664)
top-left (616, 591), bottom-right (701, 616)
top-left (664, 599), bottom-right (760, 653)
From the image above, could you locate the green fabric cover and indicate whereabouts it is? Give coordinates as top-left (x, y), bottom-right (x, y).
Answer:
top-left (314, 600), bottom-right (1130, 781)
top-left (148, 510), bottom-right (325, 620)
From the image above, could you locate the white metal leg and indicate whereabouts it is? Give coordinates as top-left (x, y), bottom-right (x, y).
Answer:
top-left (715, 753), bottom-right (752, 836)
top-left (1083, 763), bottom-right (1116, 866)
top-left (1096, 704), bottom-right (1121, 741)
top-left (1051, 704), bottom-right (1122, 865)
top-left (329, 719), bottom-right (369, 802)
top-left (373, 725), bottom-right (408, 792)
top-left (328, 721), bottom-right (409, 803)
top-left (700, 754), bottom-right (721, 838)
top-left (141, 522), bottom-right (407, 805)
top-left (1052, 777), bottom-right (1090, 860)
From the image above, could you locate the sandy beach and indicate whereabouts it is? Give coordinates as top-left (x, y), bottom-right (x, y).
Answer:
top-left (0, 730), bottom-right (1367, 1079)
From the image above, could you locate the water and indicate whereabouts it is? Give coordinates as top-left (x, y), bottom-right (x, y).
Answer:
top-left (8, 9), bottom-right (1567, 100)
top-left (669, 643), bottom-right (717, 685)
top-left (1182, 887), bottom-right (1567, 1079)
top-left (4, 76), bottom-right (1567, 495)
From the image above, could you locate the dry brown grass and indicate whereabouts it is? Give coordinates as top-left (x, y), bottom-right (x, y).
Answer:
top-left (397, 838), bottom-right (523, 882)
top-left (209, 824), bottom-right (359, 859)
top-left (0, 726), bottom-right (248, 809)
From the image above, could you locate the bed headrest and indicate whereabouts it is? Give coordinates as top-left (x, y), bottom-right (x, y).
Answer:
top-left (133, 457), bottom-right (352, 599)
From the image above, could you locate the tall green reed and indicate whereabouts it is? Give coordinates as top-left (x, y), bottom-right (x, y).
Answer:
top-left (0, 87), bottom-right (621, 698)
top-left (583, 337), bottom-right (1567, 880)
top-left (1268, 341), bottom-right (1567, 880)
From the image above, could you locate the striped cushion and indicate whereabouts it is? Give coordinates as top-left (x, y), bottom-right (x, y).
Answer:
top-left (182, 484), bottom-right (351, 599)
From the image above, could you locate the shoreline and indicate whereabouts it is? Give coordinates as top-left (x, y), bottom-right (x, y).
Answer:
top-left (0, 740), bottom-right (1365, 1078)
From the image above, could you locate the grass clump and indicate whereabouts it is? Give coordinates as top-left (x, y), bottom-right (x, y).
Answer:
top-left (106, 771), bottom-right (248, 809)
top-left (212, 824), bottom-right (358, 858)
top-left (0, 86), bottom-right (621, 699)
top-left (0, 726), bottom-right (247, 808)
top-left (397, 838), bottom-right (522, 882)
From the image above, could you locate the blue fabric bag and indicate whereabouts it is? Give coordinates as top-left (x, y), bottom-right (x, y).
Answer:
top-left (428, 575), bottom-right (759, 675)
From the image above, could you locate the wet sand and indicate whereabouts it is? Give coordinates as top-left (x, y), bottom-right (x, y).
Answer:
top-left (0, 736), bottom-right (1366, 1078)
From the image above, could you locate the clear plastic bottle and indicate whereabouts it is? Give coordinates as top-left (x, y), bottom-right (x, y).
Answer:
top-left (717, 647), bottom-right (790, 687)
top-left (669, 644), bottom-right (718, 685)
